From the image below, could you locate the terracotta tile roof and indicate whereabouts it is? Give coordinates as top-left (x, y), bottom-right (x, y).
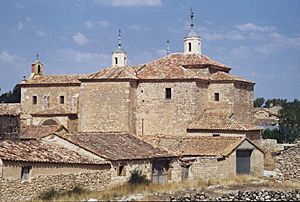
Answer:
top-left (0, 140), bottom-right (108, 165)
top-left (0, 103), bottom-right (21, 116)
top-left (57, 132), bottom-right (172, 161)
top-left (20, 125), bottom-right (67, 139)
top-left (138, 135), bottom-right (251, 157)
top-left (32, 105), bottom-right (75, 116)
top-left (136, 53), bottom-right (230, 80)
top-left (210, 71), bottom-right (254, 84)
top-left (24, 74), bottom-right (82, 85)
top-left (80, 66), bottom-right (138, 80)
top-left (188, 109), bottom-right (260, 131)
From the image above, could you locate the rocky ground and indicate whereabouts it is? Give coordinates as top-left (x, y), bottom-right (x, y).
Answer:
top-left (116, 181), bottom-right (300, 201)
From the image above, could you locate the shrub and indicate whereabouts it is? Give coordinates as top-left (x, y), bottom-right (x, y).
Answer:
top-left (39, 187), bottom-right (58, 201)
top-left (128, 169), bottom-right (150, 186)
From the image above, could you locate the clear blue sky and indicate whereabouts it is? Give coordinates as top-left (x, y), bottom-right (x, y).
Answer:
top-left (0, 0), bottom-right (299, 100)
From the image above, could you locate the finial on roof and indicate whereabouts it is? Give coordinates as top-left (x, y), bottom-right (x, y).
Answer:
top-left (166, 40), bottom-right (170, 55)
top-left (190, 8), bottom-right (194, 30)
top-left (118, 29), bottom-right (122, 49)
top-left (36, 52), bottom-right (39, 61)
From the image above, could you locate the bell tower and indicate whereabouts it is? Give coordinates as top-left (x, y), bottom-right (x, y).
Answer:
top-left (30, 53), bottom-right (44, 78)
top-left (112, 30), bottom-right (128, 67)
top-left (184, 9), bottom-right (201, 55)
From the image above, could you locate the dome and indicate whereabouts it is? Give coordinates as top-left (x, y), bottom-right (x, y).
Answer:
top-left (185, 29), bottom-right (200, 38)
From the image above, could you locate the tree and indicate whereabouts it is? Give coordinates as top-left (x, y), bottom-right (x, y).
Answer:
top-left (0, 85), bottom-right (21, 103)
top-left (278, 99), bottom-right (300, 143)
top-left (254, 97), bottom-right (265, 108)
top-left (264, 98), bottom-right (287, 108)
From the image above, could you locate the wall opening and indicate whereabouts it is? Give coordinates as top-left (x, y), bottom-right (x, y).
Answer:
top-left (165, 88), bottom-right (172, 99)
top-left (32, 96), bottom-right (37, 105)
top-left (214, 93), bottom-right (219, 101)
top-left (41, 119), bottom-right (59, 126)
top-left (236, 150), bottom-right (252, 175)
top-left (21, 166), bottom-right (31, 181)
top-left (59, 96), bottom-right (65, 104)
top-left (188, 42), bottom-right (192, 52)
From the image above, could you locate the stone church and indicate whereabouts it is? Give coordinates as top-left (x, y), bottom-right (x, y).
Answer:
top-left (0, 11), bottom-right (264, 200)
top-left (19, 11), bottom-right (260, 142)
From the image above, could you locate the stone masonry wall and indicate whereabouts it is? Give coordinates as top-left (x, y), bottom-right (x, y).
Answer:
top-left (136, 81), bottom-right (208, 136)
top-left (0, 115), bottom-right (20, 139)
top-left (207, 83), bottom-right (234, 111)
top-left (21, 86), bottom-right (80, 125)
top-left (275, 143), bottom-right (300, 182)
top-left (0, 162), bottom-right (111, 201)
top-left (233, 83), bottom-right (255, 124)
top-left (79, 81), bottom-right (133, 132)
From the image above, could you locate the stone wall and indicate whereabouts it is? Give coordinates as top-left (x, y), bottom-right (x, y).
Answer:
top-left (79, 81), bottom-right (134, 132)
top-left (275, 143), bottom-right (300, 182)
top-left (0, 161), bottom-right (111, 201)
top-left (21, 86), bottom-right (80, 115)
top-left (232, 83), bottom-right (255, 124)
top-left (0, 115), bottom-right (20, 140)
top-left (136, 81), bottom-right (208, 136)
top-left (110, 160), bottom-right (152, 185)
top-left (170, 142), bottom-right (263, 182)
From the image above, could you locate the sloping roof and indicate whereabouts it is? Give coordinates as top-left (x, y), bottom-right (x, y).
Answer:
top-left (31, 105), bottom-right (75, 116)
top-left (136, 53), bottom-right (230, 80)
top-left (23, 74), bottom-right (82, 85)
top-left (138, 135), bottom-right (254, 157)
top-left (80, 66), bottom-right (138, 80)
top-left (210, 71), bottom-right (254, 84)
top-left (188, 109), bottom-right (260, 131)
top-left (0, 103), bottom-right (21, 116)
top-left (56, 132), bottom-right (172, 161)
top-left (0, 140), bottom-right (108, 165)
top-left (20, 125), bottom-right (67, 139)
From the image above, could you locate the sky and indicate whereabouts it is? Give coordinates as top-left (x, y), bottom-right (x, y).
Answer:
top-left (0, 0), bottom-right (299, 100)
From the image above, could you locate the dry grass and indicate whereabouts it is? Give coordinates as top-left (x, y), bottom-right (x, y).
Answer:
top-left (264, 151), bottom-right (277, 170)
top-left (41, 175), bottom-right (300, 201)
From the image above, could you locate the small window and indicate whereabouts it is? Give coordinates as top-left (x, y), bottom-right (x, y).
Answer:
top-left (117, 165), bottom-right (126, 176)
top-left (32, 96), bottom-right (37, 105)
top-left (37, 65), bottom-right (41, 74)
top-left (165, 88), bottom-right (172, 99)
top-left (115, 57), bottom-right (118, 65)
top-left (188, 42), bottom-right (192, 52)
top-left (21, 166), bottom-right (31, 181)
top-left (59, 96), bottom-right (65, 104)
top-left (214, 93), bottom-right (219, 101)
top-left (213, 134), bottom-right (220, 137)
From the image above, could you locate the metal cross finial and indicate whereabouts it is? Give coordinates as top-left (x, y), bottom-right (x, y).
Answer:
top-left (166, 40), bottom-right (170, 55)
top-left (118, 29), bottom-right (121, 48)
top-left (36, 53), bottom-right (39, 61)
top-left (190, 8), bottom-right (194, 29)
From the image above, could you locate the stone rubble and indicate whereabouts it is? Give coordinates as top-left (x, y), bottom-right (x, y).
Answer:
top-left (275, 143), bottom-right (300, 182)
top-left (170, 190), bottom-right (300, 201)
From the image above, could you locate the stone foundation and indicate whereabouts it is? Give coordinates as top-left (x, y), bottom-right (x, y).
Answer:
top-left (0, 169), bottom-right (111, 201)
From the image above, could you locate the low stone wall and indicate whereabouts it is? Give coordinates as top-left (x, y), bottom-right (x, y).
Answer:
top-left (0, 169), bottom-right (111, 201)
top-left (171, 190), bottom-right (300, 201)
top-left (275, 143), bottom-right (300, 182)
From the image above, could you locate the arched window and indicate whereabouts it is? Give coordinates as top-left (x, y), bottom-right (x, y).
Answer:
top-left (41, 119), bottom-right (58, 126)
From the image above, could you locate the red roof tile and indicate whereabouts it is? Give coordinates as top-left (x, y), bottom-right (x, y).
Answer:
top-left (0, 140), bottom-right (108, 165)
top-left (0, 104), bottom-right (21, 116)
top-left (136, 53), bottom-right (230, 80)
top-left (80, 66), bottom-right (138, 80)
top-left (210, 71), bottom-right (254, 84)
top-left (57, 132), bottom-right (172, 161)
top-left (24, 74), bottom-right (82, 85)
top-left (138, 135), bottom-right (251, 157)
top-left (188, 109), bottom-right (260, 131)
top-left (20, 125), bottom-right (67, 139)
